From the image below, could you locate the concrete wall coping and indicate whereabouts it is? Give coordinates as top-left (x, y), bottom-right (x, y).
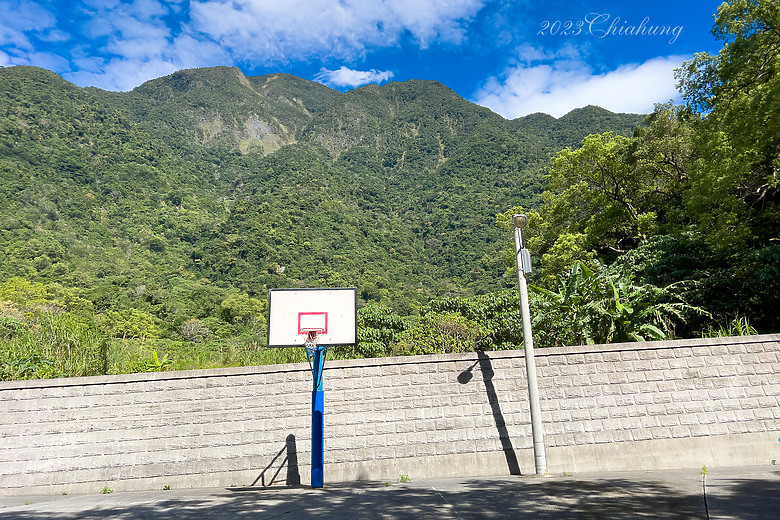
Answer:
top-left (2, 333), bottom-right (777, 392)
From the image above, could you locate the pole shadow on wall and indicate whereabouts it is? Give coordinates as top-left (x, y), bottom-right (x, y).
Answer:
top-left (458, 351), bottom-right (522, 475)
top-left (250, 434), bottom-right (301, 487)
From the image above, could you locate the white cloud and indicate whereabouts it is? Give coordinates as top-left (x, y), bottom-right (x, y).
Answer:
top-left (475, 46), bottom-right (689, 118)
top-left (64, 34), bottom-right (230, 91)
top-left (81, 1), bottom-right (171, 53)
top-left (189, 0), bottom-right (485, 63)
top-left (0, 49), bottom-right (69, 71)
top-left (0, 1), bottom-right (70, 71)
top-left (65, 57), bottom-right (179, 92)
top-left (0, 0), bottom-right (58, 51)
top-left (126, 0), bottom-right (167, 18)
top-left (61, 0), bottom-right (229, 90)
top-left (4, 0), bottom-right (486, 91)
top-left (315, 66), bottom-right (394, 88)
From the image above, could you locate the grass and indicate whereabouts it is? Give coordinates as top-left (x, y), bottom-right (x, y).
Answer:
top-left (701, 316), bottom-right (757, 338)
top-left (0, 313), bottom-right (108, 380)
top-left (2, 308), bottom-right (766, 382)
top-left (4, 329), bottom-right (314, 381)
top-left (1, 306), bottom-right (315, 381)
top-left (106, 337), bottom-right (308, 375)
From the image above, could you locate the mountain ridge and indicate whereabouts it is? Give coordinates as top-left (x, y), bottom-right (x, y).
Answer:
top-left (0, 65), bottom-right (645, 318)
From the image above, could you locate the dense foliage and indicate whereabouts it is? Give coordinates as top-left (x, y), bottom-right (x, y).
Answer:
top-left (1, 1), bottom-right (777, 379)
top-left (0, 63), bottom-right (644, 378)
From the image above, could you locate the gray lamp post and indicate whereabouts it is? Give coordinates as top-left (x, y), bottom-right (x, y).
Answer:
top-left (513, 214), bottom-right (548, 475)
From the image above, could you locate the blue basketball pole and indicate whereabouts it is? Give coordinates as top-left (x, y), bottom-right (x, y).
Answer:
top-left (309, 344), bottom-right (327, 488)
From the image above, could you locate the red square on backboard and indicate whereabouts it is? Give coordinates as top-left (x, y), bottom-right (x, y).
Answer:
top-left (298, 312), bottom-right (328, 334)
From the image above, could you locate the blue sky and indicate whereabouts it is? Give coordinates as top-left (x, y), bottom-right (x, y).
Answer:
top-left (1, 0), bottom-right (725, 118)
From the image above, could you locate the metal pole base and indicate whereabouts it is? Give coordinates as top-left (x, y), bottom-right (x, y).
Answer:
top-left (311, 388), bottom-right (324, 488)
top-left (309, 343), bottom-right (326, 489)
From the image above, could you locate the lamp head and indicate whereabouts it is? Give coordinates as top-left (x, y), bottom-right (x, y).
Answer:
top-left (512, 214), bottom-right (528, 230)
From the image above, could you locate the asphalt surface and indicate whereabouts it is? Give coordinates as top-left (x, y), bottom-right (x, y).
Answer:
top-left (1, 466), bottom-right (778, 519)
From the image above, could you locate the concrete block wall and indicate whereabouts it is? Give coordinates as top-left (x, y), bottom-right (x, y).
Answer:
top-left (534, 336), bottom-right (779, 472)
top-left (1, 334), bottom-right (778, 495)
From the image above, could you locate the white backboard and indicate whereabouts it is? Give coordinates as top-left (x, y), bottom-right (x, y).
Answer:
top-left (267, 288), bottom-right (357, 347)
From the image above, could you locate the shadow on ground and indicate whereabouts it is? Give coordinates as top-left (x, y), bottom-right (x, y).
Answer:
top-left (5, 472), bottom-right (778, 520)
top-left (4, 468), bottom-right (780, 520)
top-left (704, 474), bottom-right (780, 520)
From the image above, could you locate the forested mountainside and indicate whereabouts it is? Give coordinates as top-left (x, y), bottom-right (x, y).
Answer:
top-left (0, 65), bottom-right (642, 316)
top-left (0, 64), bottom-right (648, 376)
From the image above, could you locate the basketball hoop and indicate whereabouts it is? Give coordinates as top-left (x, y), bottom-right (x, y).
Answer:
top-left (302, 328), bottom-right (326, 392)
top-left (301, 328), bottom-right (322, 352)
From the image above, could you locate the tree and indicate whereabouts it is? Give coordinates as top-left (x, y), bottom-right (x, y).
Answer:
top-left (101, 309), bottom-right (159, 340)
top-left (630, 102), bottom-right (695, 229)
top-left (676, 0), bottom-right (780, 250)
top-left (218, 292), bottom-right (266, 329)
top-left (500, 112), bottom-right (694, 282)
top-left (423, 291), bottom-right (523, 350)
top-left (395, 312), bottom-right (488, 355)
top-left (0, 278), bottom-right (50, 308)
top-left (546, 132), bottom-right (641, 254)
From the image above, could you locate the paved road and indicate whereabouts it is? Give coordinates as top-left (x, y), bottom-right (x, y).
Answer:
top-left (1, 466), bottom-right (778, 519)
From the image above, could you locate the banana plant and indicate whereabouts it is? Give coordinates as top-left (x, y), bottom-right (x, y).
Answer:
top-left (530, 262), bottom-right (706, 347)
top-left (529, 263), bottom-right (600, 347)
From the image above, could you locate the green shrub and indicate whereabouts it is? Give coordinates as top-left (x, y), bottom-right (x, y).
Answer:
top-left (38, 313), bottom-right (109, 376)
top-left (0, 317), bottom-right (29, 339)
top-left (0, 354), bottom-right (63, 381)
top-left (395, 312), bottom-right (487, 355)
top-left (1, 312), bottom-right (108, 379)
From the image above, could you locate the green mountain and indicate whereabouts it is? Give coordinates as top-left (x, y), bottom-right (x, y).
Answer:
top-left (94, 67), bottom-right (341, 154)
top-left (0, 65), bottom-right (644, 322)
top-left (514, 105), bottom-right (645, 149)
